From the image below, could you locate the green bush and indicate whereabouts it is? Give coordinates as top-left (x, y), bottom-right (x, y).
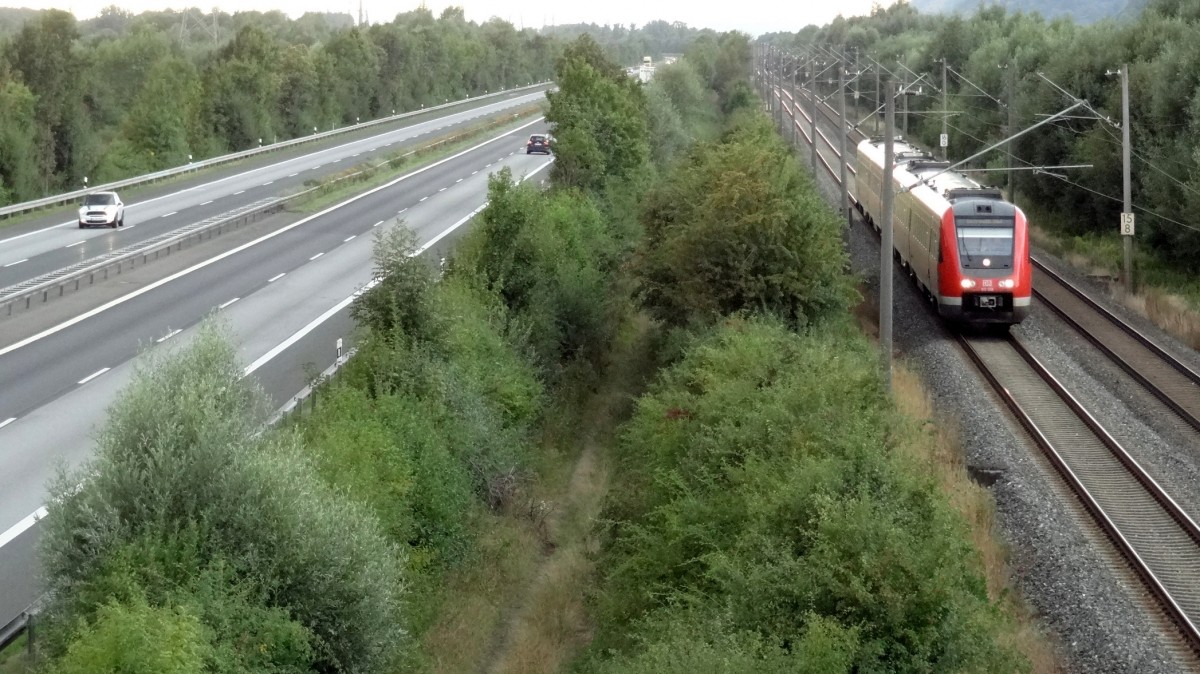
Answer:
top-left (350, 223), bottom-right (443, 347)
top-left (634, 113), bottom-right (855, 330)
top-left (40, 322), bottom-right (406, 673)
top-left (50, 537), bottom-right (314, 674)
top-left (343, 274), bottom-right (543, 490)
top-left (304, 384), bottom-right (474, 566)
top-left (586, 610), bottom-right (858, 674)
top-left (456, 170), bottom-right (625, 373)
top-left (590, 318), bottom-right (1027, 673)
top-left (47, 598), bottom-right (210, 674)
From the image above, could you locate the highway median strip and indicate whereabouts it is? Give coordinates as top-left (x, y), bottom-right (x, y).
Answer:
top-left (290, 103), bottom-right (545, 213)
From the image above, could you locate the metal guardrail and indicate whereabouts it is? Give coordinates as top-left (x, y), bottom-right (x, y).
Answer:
top-left (0, 82), bottom-right (551, 221)
top-left (0, 607), bottom-right (32, 656)
top-left (0, 106), bottom-right (542, 318)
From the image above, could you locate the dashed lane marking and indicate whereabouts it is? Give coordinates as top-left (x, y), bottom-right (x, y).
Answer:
top-left (78, 367), bottom-right (110, 385)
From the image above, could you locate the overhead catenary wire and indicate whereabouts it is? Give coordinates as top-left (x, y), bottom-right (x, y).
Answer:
top-left (1036, 171), bottom-right (1200, 235)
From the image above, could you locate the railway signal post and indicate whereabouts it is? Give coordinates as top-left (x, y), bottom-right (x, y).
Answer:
top-left (840, 63), bottom-right (851, 230)
top-left (1120, 63), bottom-right (1134, 293)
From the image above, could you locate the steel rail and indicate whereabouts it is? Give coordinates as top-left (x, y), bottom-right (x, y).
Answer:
top-left (959, 333), bottom-right (1200, 656)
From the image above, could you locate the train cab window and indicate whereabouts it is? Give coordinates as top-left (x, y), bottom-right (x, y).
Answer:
top-left (955, 217), bottom-right (1014, 269)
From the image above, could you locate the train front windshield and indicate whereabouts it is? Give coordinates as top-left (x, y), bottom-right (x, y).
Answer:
top-left (956, 217), bottom-right (1014, 269)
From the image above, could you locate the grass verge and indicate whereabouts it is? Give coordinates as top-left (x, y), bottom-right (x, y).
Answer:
top-left (890, 363), bottom-right (1063, 673)
top-left (851, 291), bottom-right (1061, 671)
top-left (0, 634), bottom-right (31, 674)
top-left (417, 315), bottom-right (655, 674)
top-left (290, 104), bottom-right (545, 214)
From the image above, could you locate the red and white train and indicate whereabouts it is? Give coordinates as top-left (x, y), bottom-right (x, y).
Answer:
top-left (855, 138), bottom-right (1032, 325)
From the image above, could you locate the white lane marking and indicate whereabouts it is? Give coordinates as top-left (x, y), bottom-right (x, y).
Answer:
top-left (0, 506), bottom-right (48, 549)
top-left (234, 190), bottom-right (245, 195)
top-left (369, 148), bottom-right (376, 152)
top-left (313, 165), bottom-right (322, 170)
top-left (262, 181), bottom-right (273, 186)
top-left (345, 235), bottom-right (358, 243)
top-left (309, 252), bottom-right (324, 261)
top-left (332, 159), bottom-right (341, 163)
top-left (419, 196), bottom-right (428, 202)
top-left (268, 272), bottom-right (286, 283)
top-left (0, 417), bottom-right (15, 429)
top-left (352, 153), bottom-right (360, 157)
top-left (201, 200), bottom-right (214, 205)
top-left (456, 178), bottom-right (463, 183)
top-left (66, 240), bottom-right (86, 248)
top-left (486, 163), bottom-right (492, 168)
top-left (288, 173), bottom-right (298, 178)
top-left (438, 187), bottom-right (447, 192)
top-left (124, 224), bottom-right (136, 230)
top-left (373, 221), bottom-right (383, 227)
top-left (0, 91), bottom-right (550, 249)
top-left (218, 297), bottom-right (240, 309)
top-left (398, 208), bottom-right (407, 214)
top-left (0, 116), bottom-right (548, 361)
top-left (161, 211), bottom-right (178, 218)
top-left (4, 258), bottom-right (28, 267)
top-left (78, 367), bottom-right (110, 385)
top-left (156, 328), bottom-right (182, 343)
top-left (471, 170), bottom-right (478, 175)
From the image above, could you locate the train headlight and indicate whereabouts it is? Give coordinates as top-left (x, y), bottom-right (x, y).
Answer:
top-left (1000, 279), bottom-right (1016, 289)
top-left (960, 278), bottom-right (976, 289)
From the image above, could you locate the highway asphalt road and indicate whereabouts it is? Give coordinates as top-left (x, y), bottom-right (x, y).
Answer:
top-left (0, 88), bottom-right (548, 290)
top-left (0, 118), bottom-right (554, 628)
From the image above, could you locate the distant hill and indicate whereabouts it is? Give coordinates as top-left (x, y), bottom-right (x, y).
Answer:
top-left (908, 0), bottom-right (1149, 23)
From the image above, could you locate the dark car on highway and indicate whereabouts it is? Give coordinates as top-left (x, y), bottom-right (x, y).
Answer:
top-left (526, 134), bottom-right (552, 154)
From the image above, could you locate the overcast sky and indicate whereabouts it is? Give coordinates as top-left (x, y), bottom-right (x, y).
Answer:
top-left (17, 0), bottom-right (898, 35)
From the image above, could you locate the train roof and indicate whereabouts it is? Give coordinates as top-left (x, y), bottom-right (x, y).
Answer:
top-left (858, 137), bottom-right (1006, 206)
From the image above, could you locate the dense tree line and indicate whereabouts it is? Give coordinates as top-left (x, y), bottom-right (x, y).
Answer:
top-left (0, 6), bottom-right (558, 204)
top-left (768, 0), bottom-right (1200, 273)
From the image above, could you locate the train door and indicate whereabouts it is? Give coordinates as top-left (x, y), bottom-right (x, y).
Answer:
top-left (928, 225), bottom-right (940, 296)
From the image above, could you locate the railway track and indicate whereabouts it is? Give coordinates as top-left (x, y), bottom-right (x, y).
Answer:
top-left (1032, 259), bottom-right (1200, 433)
top-left (960, 333), bottom-right (1200, 655)
top-left (768, 75), bottom-right (1200, 659)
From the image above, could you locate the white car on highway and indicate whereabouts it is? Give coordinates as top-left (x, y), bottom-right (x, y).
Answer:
top-left (78, 191), bottom-right (125, 228)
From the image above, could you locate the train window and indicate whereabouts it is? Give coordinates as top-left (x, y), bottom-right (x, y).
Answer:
top-left (956, 226), bottom-right (1013, 268)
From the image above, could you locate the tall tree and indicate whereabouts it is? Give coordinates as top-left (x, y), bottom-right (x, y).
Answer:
top-left (6, 10), bottom-right (92, 190)
top-left (546, 35), bottom-right (650, 192)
